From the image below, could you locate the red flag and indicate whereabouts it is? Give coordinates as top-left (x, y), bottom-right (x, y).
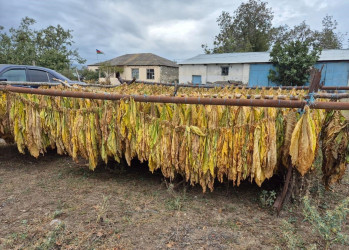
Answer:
top-left (96, 49), bottom-right (104, 54)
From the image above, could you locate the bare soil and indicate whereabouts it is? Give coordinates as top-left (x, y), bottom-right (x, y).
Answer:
top-left (0, 144), bottom-right (348, 249)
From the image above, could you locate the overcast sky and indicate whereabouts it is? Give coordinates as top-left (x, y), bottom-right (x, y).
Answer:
top-left (0, 0), bottom-right (348, 65)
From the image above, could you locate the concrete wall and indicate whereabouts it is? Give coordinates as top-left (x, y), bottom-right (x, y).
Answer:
top-left (160, 66), bottom-right (179, 83)
top-left (249, 62), bottom-right (349, 87)
top-left (179, 64), bottom-right (250, 84)
top-left (179, 65), bottom-right (208, 84)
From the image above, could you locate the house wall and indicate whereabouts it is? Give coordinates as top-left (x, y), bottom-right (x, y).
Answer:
top-left (87, 65), bottom-right (99, 72)
top-left (90, 65), bottom-right (163, 84)
top-left (122, 66), bottom-right (161, 82)
top-left (248, 62), bottom-right (349, 87)
top-left (315, 62), bottom-right (349, 86)
top-left (180, 61), bottom-right (349, 86)
top-left (179, 65), bottom-right (207, 84)
top-left (160, 66), bottom-right (179, 83)
top-left (179, 64), bottom-right (250, 84)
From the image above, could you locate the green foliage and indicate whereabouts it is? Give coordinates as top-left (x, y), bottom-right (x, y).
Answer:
top-left (259, 190), bottom-right (277, 207)
top-left (98, 62), bottom-right (123, 76)
top-left (166, 196), bottom-right (183, 211)
top-left (79, 67), bottom-right (100, 82)
top-left (36, 222), bottom-right (65, 250)
top-left (303, 196), bottom-right (349, 249)
top-left (98, 62), bottom-right (124, 83)
top-left (95, 195), bottom-right (110, 223)
top-left (203, 0), bottom-right (275, 53)
top-left (59, 68), bottom-right (78, 81)
top-left (268, 41), bottom-right (321, 86)
top-left (274, 21), bottom-right (318, 47)
top-left (318, 15), bottom-right (346, 49)
top-left (280, 219), bottom-right (305, 249)
top-left (273, 15), bottom-right (345, 50)
top-left (203, 2), bottom-right (346, 54)
top-left (0, 17), bottom-right (85, 72)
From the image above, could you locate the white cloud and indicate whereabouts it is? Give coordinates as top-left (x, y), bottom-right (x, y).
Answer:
top-left (1, 0), bottom-right (348, 64)
top-left (301, 0), bottom-right (328, 10)
top-left (148, 20), bottom-right (201, 43)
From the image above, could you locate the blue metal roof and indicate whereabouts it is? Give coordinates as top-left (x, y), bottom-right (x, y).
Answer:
top-left (179, 49), bottom-right (349, 65)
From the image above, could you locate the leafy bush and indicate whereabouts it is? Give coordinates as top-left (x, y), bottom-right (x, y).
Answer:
top-left (303, 196), bottom-right (349, 249)
top-left (79, 67), bottom-right (100, 82)
top-left (268, 40), bottom-right (321, 86)
top-left (259, 190), bottom-right (277, 207)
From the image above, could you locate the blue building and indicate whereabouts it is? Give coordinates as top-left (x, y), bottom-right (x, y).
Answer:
top-left (179, 50), bottom-right (349, 87)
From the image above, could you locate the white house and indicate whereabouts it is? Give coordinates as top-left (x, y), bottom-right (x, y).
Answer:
top-left (179, 50), bottom-right (349, 86)
top-left (88, 53), bottom-right (178, 84)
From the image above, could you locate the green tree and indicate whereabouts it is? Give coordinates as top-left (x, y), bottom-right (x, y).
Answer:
top-left (202, 11), bottom-right (235, 54)
top-left (203, 0), bottom-right (275, 53)
top-left (273, 16), bottom-right (346, 50)
top-left (0, 17), bottom-right (36, 65)
top-left (78, 67), bottom-right (101, 83)
top-left (268, 40), bottom-right (321, 86)
top-left (317, 15), bottom-right (345, 49)
top-left (98, 62), bottom-right (123, 81)
top-left (0, 17), bottom-right (85, 72)
top-left (274, 21), bottom-right (318, 47)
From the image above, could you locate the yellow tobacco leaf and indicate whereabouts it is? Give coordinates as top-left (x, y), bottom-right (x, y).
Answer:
top-left (190, 126), bottom-right (206, 136)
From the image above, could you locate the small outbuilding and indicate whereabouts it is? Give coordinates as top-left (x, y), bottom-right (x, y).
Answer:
top-left (179, 50), bottom-right (349, 86)
top-left (88, 53), bottom-right (178, 84)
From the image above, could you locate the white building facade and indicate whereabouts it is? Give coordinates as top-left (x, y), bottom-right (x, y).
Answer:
top-left (179, 64), bottom-right (250, 84)
top-left (179, 50), bottom-right (349, 86)
top-left (88, 53), bottom-right (178, 85)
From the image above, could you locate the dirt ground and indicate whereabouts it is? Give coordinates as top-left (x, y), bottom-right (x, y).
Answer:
top-left (0, 143), bottom-right (348, 250)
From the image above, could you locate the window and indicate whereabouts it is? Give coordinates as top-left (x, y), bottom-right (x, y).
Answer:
top-left (48, 73), bottom-right (59, 82)
top-left (221, 66), bottom-right (229, 76)
top-left (0, 69), bottom-right (26, 81)
top-left (132, 68), bottom-right (139, 79)
top-left (28, 69), bottom-right (49, 82)
top-left (146, 69), bottom-right (154, 80)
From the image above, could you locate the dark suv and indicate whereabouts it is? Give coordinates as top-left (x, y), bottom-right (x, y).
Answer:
top-left (0, 64), bottom-right (85, 85)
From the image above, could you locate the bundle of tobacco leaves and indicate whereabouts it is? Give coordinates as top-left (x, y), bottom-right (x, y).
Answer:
top-left (0, 84), bottom-right (347, 192)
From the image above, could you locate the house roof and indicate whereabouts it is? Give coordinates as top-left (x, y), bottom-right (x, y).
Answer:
top-left (179, 49), bottom-right (349, 65)
top-left (89, 53), bottom-right (178, 68)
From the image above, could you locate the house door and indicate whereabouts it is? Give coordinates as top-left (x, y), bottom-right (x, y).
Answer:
top-left (249, 64), bottom-right (274, 87)
top-left (192, 75), bottom-right (202, 84)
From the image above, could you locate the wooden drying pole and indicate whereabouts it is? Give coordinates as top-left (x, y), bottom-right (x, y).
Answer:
top-left (1, 85), bottom-right (349, 110)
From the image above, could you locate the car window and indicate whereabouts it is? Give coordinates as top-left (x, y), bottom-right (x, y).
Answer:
top-left (0, 69), bottom-right (26, 81)
top-left (48, 73), bottom-right (60, 83)
top-left (28, 69), bottom-right (49, 82)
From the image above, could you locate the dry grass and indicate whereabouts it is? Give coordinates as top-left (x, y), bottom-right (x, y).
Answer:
top-left (0, 144), bottom-right (348, 249)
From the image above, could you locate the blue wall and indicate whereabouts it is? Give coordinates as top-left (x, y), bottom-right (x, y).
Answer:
top-left (249, 64), bottom-right (274, 87)
top-left (248, 62), bottom-right (349, 87)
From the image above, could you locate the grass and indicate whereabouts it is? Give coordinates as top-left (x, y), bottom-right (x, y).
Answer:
top-left (280, 219), bottom-right (305, 249)
top-left (303, 196), bottom-right (349, 249)
top-left (166, 196), bottom-right (184, 211)
top-left (53, 210), bottom-right (63, 219)
top-left (94, 195), bottom-right (110, 223)
top-left (35, 223), bottom-right (65, 250)
top-left (1, 145), bottom-right (348, 249)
